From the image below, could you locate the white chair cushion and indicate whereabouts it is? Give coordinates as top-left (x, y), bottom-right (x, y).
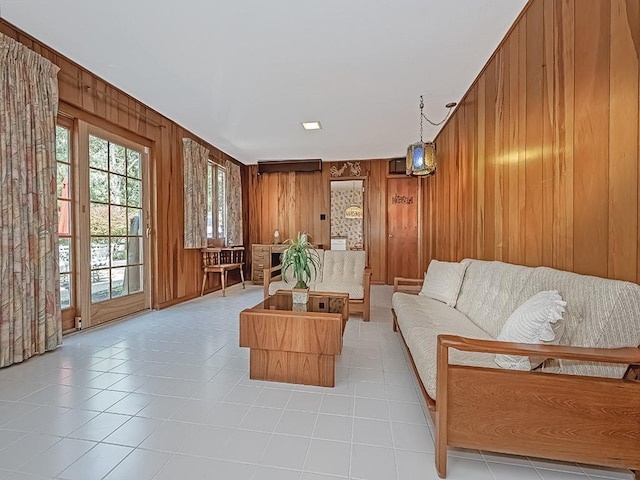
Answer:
top-left (321, 250), bottom-right (365, 285)
top-left (419, 260), bottom-right (469, 307)
top-left (495, 290), bottom-right (567, 370)
top-left (268, 280), bottom-right (314, 296)
top-left (313, 281), bottom-right (364, 300)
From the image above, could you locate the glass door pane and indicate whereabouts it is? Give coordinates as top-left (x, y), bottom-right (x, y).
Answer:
top-left (87, 130), bottom-right (148, 325)
top-left (56, 124), bottom-right (75, 320)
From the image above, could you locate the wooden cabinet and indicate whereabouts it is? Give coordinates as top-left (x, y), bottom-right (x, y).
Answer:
top-left (251, 244), bottom-right (287, 284)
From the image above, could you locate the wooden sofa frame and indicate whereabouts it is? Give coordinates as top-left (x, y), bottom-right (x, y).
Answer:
top-left (392, 277), bottom-right (640, 480)
top-left (264, 264), bottom-right (371, 321)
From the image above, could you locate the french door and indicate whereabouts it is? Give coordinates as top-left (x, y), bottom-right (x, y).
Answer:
top-left (77, 123), bottom-right (151, 326)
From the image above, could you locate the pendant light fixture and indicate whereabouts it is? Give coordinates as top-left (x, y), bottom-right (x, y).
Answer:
top-left (406, 96), bottom-right (457, 176)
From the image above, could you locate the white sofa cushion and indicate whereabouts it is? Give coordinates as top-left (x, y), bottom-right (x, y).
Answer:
top-left (419, 260), bottom-right (469, 307)
top-left (394, 259), bottom-right (640, 401)
top-left (495, 290), bottom-right (567, 370)
top-left (393, 292), bottom-right (497, 398)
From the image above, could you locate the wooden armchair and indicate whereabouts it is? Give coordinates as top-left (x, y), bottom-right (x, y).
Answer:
top-left (200, 246), bottom-right (245, 297)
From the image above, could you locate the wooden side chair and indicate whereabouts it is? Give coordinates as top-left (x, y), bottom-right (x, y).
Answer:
top-left (200, 246), bottom-right (245, 296)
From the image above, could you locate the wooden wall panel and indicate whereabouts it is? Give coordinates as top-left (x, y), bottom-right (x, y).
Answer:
top-left (573, 0), bottom-right (610, 278)
top-left (524, 0), bottom-right (544, 267)
top-left (1, 19), bottom-right (248, 309)
top-left (246, 161), bottom-right (390, 283)
top-left (426, 0), bottom-right (640, 284)
top-left (609, 0), bottom-right (639, 282)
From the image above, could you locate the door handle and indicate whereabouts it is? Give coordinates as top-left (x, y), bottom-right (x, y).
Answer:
top-left (388, 234), bottom-right (393, 238)
top-left (146, 225), bottom-right (151, 237)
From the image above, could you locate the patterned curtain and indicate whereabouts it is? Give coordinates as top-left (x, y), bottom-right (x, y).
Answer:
top-left (0, 33), bottom-right (62, 367)
top-left (182, 138), bottom-right (209, 249)
top-left (225, 160), bottom-right (243, 246)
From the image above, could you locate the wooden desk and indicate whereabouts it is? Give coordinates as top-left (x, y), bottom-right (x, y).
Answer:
top-left (251, 244), bottom-right (287, 284)
top-left (200, 246), bottom-right (245, 297)
top-left (239, 291), bottom-right (348, 387)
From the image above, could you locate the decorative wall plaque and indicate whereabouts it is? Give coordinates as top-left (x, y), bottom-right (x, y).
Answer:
top-left (330, 161), bottom-right (362, 177)
top-left (392, 194), bottom-right (414, 205)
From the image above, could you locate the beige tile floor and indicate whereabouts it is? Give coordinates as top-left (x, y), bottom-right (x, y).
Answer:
top-left (0, 285), bottom-right (633, 480)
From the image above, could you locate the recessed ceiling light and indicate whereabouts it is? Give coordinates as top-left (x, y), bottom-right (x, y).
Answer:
top-left (302, 121), bottom-right (322, 130)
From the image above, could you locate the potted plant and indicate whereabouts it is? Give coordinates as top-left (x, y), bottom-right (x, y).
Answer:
top-left (281, 232), bottom-right (321, 303)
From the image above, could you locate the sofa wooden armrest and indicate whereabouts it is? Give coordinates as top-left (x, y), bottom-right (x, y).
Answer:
top-left (263, 264), bottom-right (283, 299)
top-left (437, 334), bottom-right (640, 364)
top-left (393, 277), bottom-right (423, 294)
top-left (434, 334), bottom-right (640, 479)
top-left (356, 267), bottom-right (372, 321)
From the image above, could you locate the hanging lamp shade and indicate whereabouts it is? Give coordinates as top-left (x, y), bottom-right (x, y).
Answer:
top-left (405, 95), bottom-right (456, 176)
top-left (344, 180), bottom-right (363, 218)
top-left (406, 141), bottom-right (436, 176)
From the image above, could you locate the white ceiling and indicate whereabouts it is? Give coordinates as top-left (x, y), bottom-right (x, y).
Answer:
top-left (0, 0), bottom-right (527, 164)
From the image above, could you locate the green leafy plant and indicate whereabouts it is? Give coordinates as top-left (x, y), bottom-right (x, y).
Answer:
top-left (281, 232), bottom-right (321, 289)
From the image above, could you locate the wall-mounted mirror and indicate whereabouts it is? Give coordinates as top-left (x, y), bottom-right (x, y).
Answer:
top-left (330, 179), bottom-right (364, 250)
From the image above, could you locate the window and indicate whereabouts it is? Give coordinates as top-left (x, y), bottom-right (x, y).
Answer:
top-left (56, 124), bottom-right (73, 309)
top-left (207, 161), bottom-right (226, 240)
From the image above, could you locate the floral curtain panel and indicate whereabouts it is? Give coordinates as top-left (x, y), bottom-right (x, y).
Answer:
top-left (225, 160), bottom-right (243, 246)
top-left (182, 138), bottom-right (209, 249)
top-left (0, 33), bottom-right (62, 367)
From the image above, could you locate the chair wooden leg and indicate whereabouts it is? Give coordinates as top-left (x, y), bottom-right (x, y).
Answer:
top-left (221, 271), bottom-right (226, 297)
top-left (240, 267), bottom-right (245, 289)
top-left (633, 470), bottom-right (639, 480)
top-left (201, 272), bottom-right (207, 296)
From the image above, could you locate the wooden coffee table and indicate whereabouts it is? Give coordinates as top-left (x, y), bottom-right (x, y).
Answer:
top-left (239, 290), bottom-right (349, 387)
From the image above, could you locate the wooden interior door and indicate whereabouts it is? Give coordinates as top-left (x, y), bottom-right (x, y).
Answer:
top-left (387, 177), bottom-right (420, 283)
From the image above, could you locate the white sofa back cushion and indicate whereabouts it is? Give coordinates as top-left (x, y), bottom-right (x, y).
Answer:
top-left (313, 250), bottom-right (366, 299)
top-left (456, 260), bottom-right (537, 338)
top-left (528, 267), bottom-right (640, 379)
top-left (321, 250), bottom-right (365, 285)
top-left (495, 290), bottom-right (567, 370)
top-left (419, 260), bottom-right (470, 307)
top-left (457, 260), bottom-right (640, 380)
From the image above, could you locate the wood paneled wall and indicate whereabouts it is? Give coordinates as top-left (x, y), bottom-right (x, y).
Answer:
top-left (425, 0), bottom-right (640, 283)
top-left (246, 160), bottom-right (390, 283)
top-left (0, 20), bottom-right (247, 308)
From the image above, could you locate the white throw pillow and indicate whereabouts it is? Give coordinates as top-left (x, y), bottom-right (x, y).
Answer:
top-left (418, 260), bottom-right (470, 307)
top-left (495, 290), bottom-right (567, 370)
